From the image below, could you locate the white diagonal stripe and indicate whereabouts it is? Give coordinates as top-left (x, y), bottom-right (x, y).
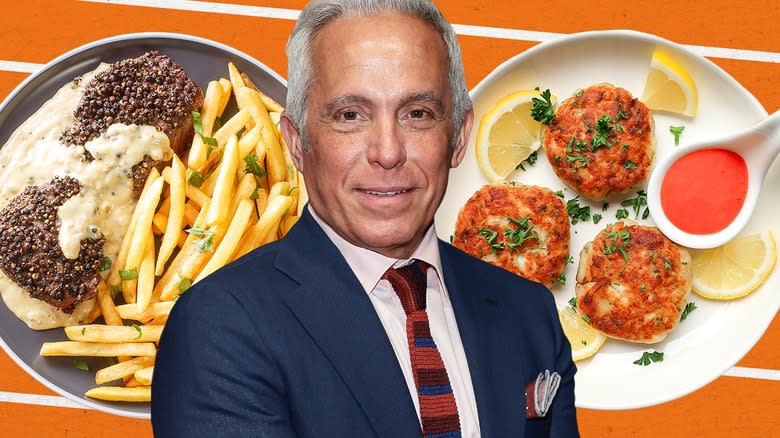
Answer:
top-left (723, 366), bottom-right (780, 381)
top-left (0, 60), bottom-right (44, 73)
top-left (0, 390), bottom-right (87, 409)
top-left (0, 366), bottom-right (778, 411)
top-left (76, 0), bottom-right (780, 64)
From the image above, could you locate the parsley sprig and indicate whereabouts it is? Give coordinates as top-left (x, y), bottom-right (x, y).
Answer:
top-left (504, 216), bottom-right (538, 249)
top-left (620, 190), bottom-right (649, 220)
top-left (479, 227), bottom-right (504, 255)
top-left (633, 350), bottom-right (664, 366)
top-left (187, 227), bottom-right (215, 253)
top-left (566, 196), bottom-right (591, 225)
top-left (531, 89), bottom-right (555, 125)
top-left (670, 125), bottom-right (685, 145)
top-left (680, 302), bottom-right (697, 321)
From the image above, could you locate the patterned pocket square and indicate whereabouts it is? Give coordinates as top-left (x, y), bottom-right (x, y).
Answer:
top-left (525, 370), bottom-right (561, 419)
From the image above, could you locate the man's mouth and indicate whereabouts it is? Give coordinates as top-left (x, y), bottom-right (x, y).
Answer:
top-left (363, 189), bottom-right (408, 196)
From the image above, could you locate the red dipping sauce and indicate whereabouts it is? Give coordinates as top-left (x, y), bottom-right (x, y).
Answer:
top-left (660, 148), bottom-right (748, 235)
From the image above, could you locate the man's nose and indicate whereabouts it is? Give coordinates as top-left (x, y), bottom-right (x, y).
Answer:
top-left (366, 114), bottom-right (406, 169)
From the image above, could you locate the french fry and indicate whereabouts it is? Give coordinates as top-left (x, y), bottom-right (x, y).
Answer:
top-left (213, 108), bottom-right (250, 148)
top-left (269, 181), bottom-right (291, 201)
top-left (96, 281), bottom-right (122, 327)
top-left (196, 200), bottom-right (254, 282)
top-left (240, 72), bottom-right (284, 112)
top-left (152, 213), bottom-right (167, 235)
top-left (116, 302), bottom-right (174, 324)
top-left (235, 195), bottom-right (293, 259)
top-left (85, 386), bottom-right (151, 402)
top-left (156, 154), bottom-right (186, 275)
top-left (255, 187), bottom-right (269, 217)
top-left (136, 229), bottom-right (156, 313)
top-left (227, 62), bottom-right (245, 97)
top-left (183, 202), bottom-right (199, 227)
top-left (134, 366), bottom-right (154, 386)
top-left (236, 87), bottom-right (287, 185)
top-left (217, 78), bottom-right (232, 115)
top-left (86, 298), bottom-right (102, 324)
top-left (65, 324), bottom-right (164, 343)
top-left (123, 175), bottom-right (164, 303)
top-left (230, 174), bottom-right (257, 216)
top-left (40, 341), bottom-right (157, 357)
top-left (189, 80), bottom-right (227, 170)
top-left (107, 169), bottom-right (159, 295)
top-left (95, 356), bottom-right (155, 384)
top-left (185, 185), bottom-right (210, 208)
top-left (206, 135), bottom-right (239, 227)
top-left (153, 199), bottom-right (211, 302)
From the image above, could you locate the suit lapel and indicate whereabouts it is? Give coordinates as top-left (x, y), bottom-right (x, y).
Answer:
top-left (274, 212), bottom-right (420, 437)
top-left (440, 242), bottom-right (527, 437)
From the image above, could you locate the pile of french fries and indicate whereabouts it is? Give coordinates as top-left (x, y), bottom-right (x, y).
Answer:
top-left (39, 63), bottom-right (306, 402)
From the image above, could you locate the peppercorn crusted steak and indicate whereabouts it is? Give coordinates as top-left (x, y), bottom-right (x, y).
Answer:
top-left (0, 177), bottom-right (104, 313)
top-left (575, 221), bottom-right (692, 343)
top-left (61, 51), bottom-right (204, 191)
top-left (0, 51), bottom-right (202, 328)
top-left (543, 83), bottom-right (655, 201)
top-left (452, 183), bottom-right (570, 288)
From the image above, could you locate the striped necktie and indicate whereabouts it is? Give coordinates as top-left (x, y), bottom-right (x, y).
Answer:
top-left (383, 260), bottom-right (462, 438)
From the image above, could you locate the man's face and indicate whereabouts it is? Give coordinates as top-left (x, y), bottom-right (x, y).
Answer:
top-left (283, 12), bottom-right (473, 258)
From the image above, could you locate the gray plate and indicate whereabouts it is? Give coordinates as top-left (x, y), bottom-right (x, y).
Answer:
top-left (0, 33), bottom-right (287, 419)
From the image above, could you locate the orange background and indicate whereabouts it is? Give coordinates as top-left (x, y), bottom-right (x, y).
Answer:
top-left (0, 1), bottom-right (778, 436)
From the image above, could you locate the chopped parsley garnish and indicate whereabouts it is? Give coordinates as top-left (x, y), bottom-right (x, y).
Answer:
top-left (554, 155), bottom-right (561, 163)
top-left (574, 89), bottom-right (584, 97)
top-left (566, 197), bottom-right (592, 225)
top-left (192, 111), bottom-right (218, 147)
top-left (250, 185), bottom-right (260, 200)
top-left (504, 216), bottom-right (538, 249)
top-left (479, 227), bottom-right (504, 254)
top-left (516, 151), bottom-right (538, 171)
top-left (604, 230), bottom-right (631, 264)
top-left (119, 268), bottom-right (138, 281)
top-left (81, 327), bottom-right (86, 336)
top-left (592, 213), bottom-right (603, 224)
top-left (670, 125), bottom-right (685, 145)
top-left (99, 256), bottom-right (112, 272)
top-left (566, 154), bottom-right (589, 168)
top-left (72, 359), bottom-right (89, 372)
top-left (243, 153), bottom-right (267, 177)
top-left (568, 297), bottom-right (577, 309)
top-left (649, 250), bottom-right (655, 258)
top-left (582, 314), bottom-right (591, 324)
top-left (110, 285), bottom-right (122, 298)
top-left (531, 89), bottom-right (555, 125)
top-left (178, 277), bottom-right (193, 294)
top-left (131, 324), bottom-right (143, 340)
top-left (566, 256), bottom-right (575, 264)
top-left (640, 284), bottom-right (647, 293)
top-left (620, 190), bottom-right (648, 220)
top-left (615, 208), bottom-right (629, 220)
top-left (624, 160), bottom-right (637, 170)
top-left (664, 259), bottom-right (673, 270)
top-left (188, 170), bottom-right (204, 188)
top-left (680, 301), bottom-right (698, 321)
top-left (591, 114), bottom-right (614, 150)
top-left (188, 227), bottom-right (215, 253)
top-left (555, 190), bottom-right (565, 198)
top-left (602, 202), bottom-right (609, 211)
top-left (555, 271), bottom-right (566, 285)
top-left (633, 350), bottom-right (664, 366)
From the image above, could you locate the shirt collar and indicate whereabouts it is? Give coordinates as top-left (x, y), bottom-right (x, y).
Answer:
top-left (308, 205), bottom-right (445, 296)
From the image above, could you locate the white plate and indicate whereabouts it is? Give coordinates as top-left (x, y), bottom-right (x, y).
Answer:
top-left (435, 30), bottom-right (779, 409)
top-left (0, 32), bottom-right (286, 419)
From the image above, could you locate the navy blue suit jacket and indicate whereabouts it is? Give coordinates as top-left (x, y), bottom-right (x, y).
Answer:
top-left (152, 210), bottom-right (579, 437)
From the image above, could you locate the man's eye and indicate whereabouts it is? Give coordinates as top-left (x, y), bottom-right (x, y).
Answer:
top-left (409, 109), bottom-right (429, 119)
top-left (338, 110), bottom-right (361, 121)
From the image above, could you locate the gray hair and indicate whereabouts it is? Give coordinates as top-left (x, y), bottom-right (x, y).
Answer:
top-left (285, 0), bottom-right (471, 148)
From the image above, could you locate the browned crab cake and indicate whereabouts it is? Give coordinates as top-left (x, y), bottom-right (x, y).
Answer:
top-left (452, 183), bottom-right (570, 288)
top-left (575, 220), bottom-right (692, 344)
top-left (543, 83), bottom-right (655, 201)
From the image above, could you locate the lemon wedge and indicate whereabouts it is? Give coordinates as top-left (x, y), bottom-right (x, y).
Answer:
top-left (475, 89), bottom-right (551, 181)
top-left (641, 50), bottom-right (698, 117)
top-left (558, 305), bottom-right (607, 361)
top-left (691, 231), bottom-right (776, 300)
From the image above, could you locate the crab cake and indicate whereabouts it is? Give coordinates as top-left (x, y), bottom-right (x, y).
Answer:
top-left (452, 183), bottom-right (570, 288)
top-left (543, 83), bottom-right (655, 200)
top-left (575, 221), bottom-right (692, 344)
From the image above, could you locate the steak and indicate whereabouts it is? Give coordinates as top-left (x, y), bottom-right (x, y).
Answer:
top-left (0, 176), bottom-right (103, 313)
top-left (61, 51), bottom-right (204, 191)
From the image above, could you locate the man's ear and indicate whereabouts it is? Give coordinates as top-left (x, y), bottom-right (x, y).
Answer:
top-left (450, 107), bottom-right (473, 168)
top-left (281, 112), bottom-right (305, 173)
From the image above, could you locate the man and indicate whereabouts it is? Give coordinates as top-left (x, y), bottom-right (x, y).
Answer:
top-left (152, 1), bottom-right (578, 436)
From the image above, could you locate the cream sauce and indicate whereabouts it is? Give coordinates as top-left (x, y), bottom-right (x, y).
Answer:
top-left (0, 64), bottom-right (173, 329)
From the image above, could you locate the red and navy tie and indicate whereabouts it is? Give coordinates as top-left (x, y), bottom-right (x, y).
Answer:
top-left (383, 260), bottom-right (462, 438)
